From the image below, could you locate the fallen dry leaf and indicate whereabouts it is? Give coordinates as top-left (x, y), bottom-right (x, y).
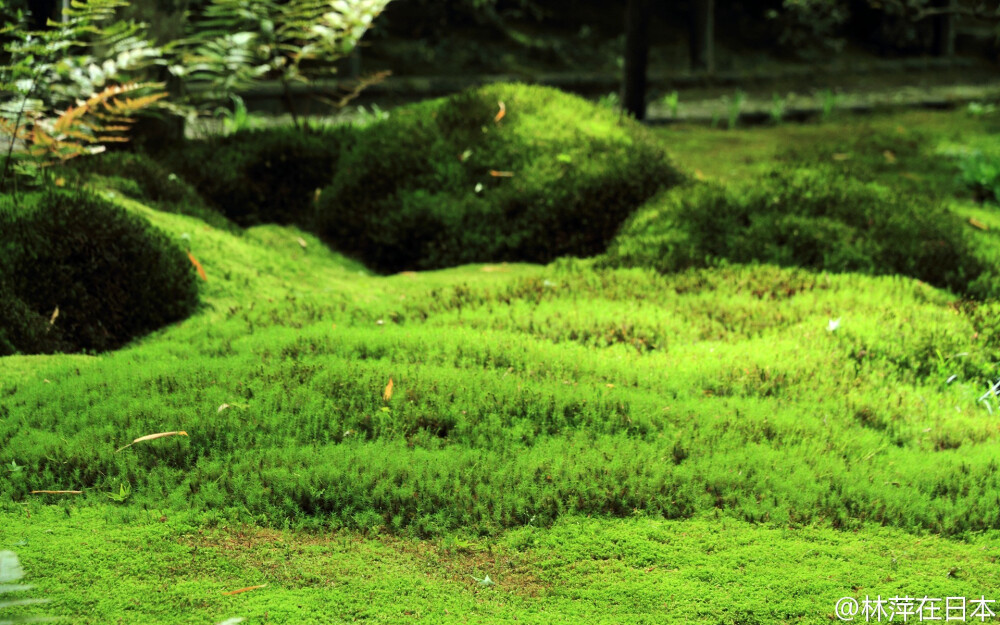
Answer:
top-left (489, 170), bottom-right (514, 177)
top-left (187, 252), bottom-right (207, 281)
top-left (133, 431), bottom-right (188, 444)
top-left (31, 490), bottom-right (82, 495)
top-left (883, 150), bottom-right (896, 164)
top-left (49, 306), bottom-right (59, 325)
top-left (693, 169), bottom-right (706, 181)
top-left (383, 377), bottom-right (394, 402)
top-left (495, 100), bottom-right (506, 123)
top-left (832, 153), bottom-right (851, 161)
top-left (969, 218), bottom-right (989, 231)
top-left (296, 237), bottom-right (307, 249)
top-left (222, 584), bottom-right (267, 596)
top-left (117, 431), bottom-right (189, 453)
top-left (218, 403), bottom-right (231, 413)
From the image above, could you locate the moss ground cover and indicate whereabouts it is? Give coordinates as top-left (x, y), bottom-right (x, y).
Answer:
top-left (2, 105), bottom-right (1000, 623)
top-left (4, 507), bottom-right (1000, 624)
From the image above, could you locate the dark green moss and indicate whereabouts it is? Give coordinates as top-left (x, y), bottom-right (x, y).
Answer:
top-left (316, 83), bottom-right (683, 273)
top-left (601, 167), bottom-right (989, 297)
top-left (0, 189), bottom-right (199, 354)
top-left (161, 125), bottom-right (353, 228)
top-left (62, 151), bottom-right (238, 232)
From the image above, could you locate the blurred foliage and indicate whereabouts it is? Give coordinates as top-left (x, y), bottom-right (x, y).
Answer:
top-left (171, 0), bottom-right (391, 127)
top-left (957, 150), bottom-right (1000, 204)
top-left (0, 0), bottom-right (167, 190)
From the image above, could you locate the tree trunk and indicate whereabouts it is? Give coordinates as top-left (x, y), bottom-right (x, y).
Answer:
top-left (931, 0), bottom-right (955, 56)
top-left (690, 0), bottom-right (715, 72)
top-left (622, 0), bottom-right (650, 120)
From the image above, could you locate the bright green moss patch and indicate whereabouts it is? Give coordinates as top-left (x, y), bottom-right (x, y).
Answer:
top-left (3, 506), bottom-right (1000, 624)
top-left (4, 253), bottom-right (1000, 535)
top-left (601, 167), bottom-right (993, 298)
top-left (316, 83), bottom-right (682, 273)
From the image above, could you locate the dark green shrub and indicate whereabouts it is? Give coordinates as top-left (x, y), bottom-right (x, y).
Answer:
top-left (160, 125), bottom-right (353, 227)
top-left (601, 167), bottom-right (989, 297)
top-left (957, 150), bottom-right (1000, 204)
top-left (62, 151), bottom-right (238, 232)
top-left (315, 83), bottom-right (683, 273)
top-left (0, 189), bottom-right (199, 354)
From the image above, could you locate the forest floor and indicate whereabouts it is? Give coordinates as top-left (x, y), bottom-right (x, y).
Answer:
top-left (3, 107), bottom-right (1000, 624)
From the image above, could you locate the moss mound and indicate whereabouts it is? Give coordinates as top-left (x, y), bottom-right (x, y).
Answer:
top-left (315, 83), bottom-right (682, 273)
top-left (62, 152), bottom-right (236, 232)
top-left (0, 189), bottom-right (199, 355)
top-left (161, 126), bottom-right (352, 228)
top-left (600, 167), bottom-right (989, 297)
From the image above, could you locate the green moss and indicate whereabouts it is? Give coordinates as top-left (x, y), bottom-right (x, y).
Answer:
top-left (161, 125), bottom-right (352, 228)
top-left (0, 273), bottom-right (58, 356)
top-left (5, 106), bottom-right (1000, 624)
top-left (0, 188), bottom-right (199, 354)
top-left (316, 83), bottom-right (682, 273)
top-left (601, 167), bottom-right (989, 298)
top-left (4, 507), bottom-right (1000, 624)
top-left (62, 151), bottom-right (238, 233)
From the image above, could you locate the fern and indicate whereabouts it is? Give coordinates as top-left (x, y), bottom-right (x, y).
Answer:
top-left (175, 0), bottom-right (392, 128)
top-left (0, 1), bottom-right (166, 192)
top-left (24, 82), bottom-right (168, 165)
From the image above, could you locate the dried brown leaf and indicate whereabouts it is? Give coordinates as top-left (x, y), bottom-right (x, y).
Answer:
top-left (222, 584), bottom-right (267, 596)
top-left (117, 431), bottom-right (189, 452)
top-left (187, 252), bottom-right (207, 281)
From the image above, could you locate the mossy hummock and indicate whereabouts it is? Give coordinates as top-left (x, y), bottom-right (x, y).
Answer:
top-left (602, 167), bottom-right (991, 298)
top-left (0, 189), bottom-right (199, 355)
top-left (316, 83), bottom-right (683, 273)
